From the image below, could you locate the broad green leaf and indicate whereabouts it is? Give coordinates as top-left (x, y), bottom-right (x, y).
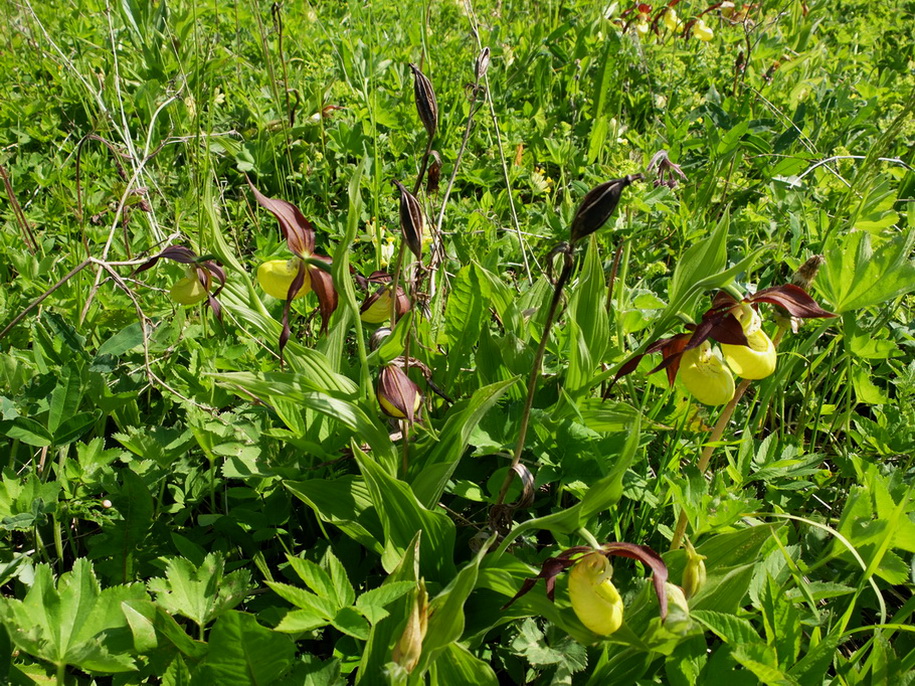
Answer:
top-left (444, 263), bottom-right (491, 386)
top-left (580, 413), bottom-right (640, 521)
top-left (427, 643), bottom-right (499, 685)
top-left (216, 285), bottom-right (359, 395)
top-left (213, 371), bottom-right (397, 473)
top-left (1, 417), bottom-right (52, 447)
top-left (285, 477), bottom-right (384, 554)
top-left (667, 212), bottom-right (729, 308)
top-left (52, 411), bottom-right (99, 446)
top-left (411, 378), bottom-right (517, 508)
top-left (351, 445), bottom-right (456, 579)
top-left (0, 558), bottom-right (145, 673)
top-left (816, 230), bottom-right (915, 312)
top-left (47, 363), bottom-right (82, 434)
top-left (420, 535), bottom-right (493, 667)
top-left (147, 554), bottom-right (252, 630)
top-left (197, 611), bottom-right (295, 685)
top-left (97, 322), bottom-right (145, 358)
top-left (325, 549), bottom-right (357, 608)
top-left (566, 236), bottom-right (609, 396)
top-left (356, 534), bottom-right (421, 685)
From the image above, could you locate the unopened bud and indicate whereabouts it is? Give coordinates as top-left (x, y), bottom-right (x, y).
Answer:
top-left (409, 63), bottom-right (438, 140)
top-left (393, 580), bottom-right (428, 673)
top-left (475, 47), bottom-right (491, 81)
top-left (791, 255), bottom-right (825, 291)
top-left (569, 175), bottom-right (641, 244)
top-left (682, 540), bottom-right (707, 599)
top-left (426, 150), bottom-right (442, 195)
top-left (393, 180), bottom-right (425, 260)
top-left (378, 365), bottom-right (422, 422)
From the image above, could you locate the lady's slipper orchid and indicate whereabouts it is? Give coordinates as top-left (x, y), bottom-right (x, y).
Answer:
top-left (135, 245), bottom-right (226, 320)
top-left (568, 552), bottom-right (624, 636)
top-left (501, 542), bottom-right (670, 639)
top-left (693, 19), bottom-right (714, 41)
top-left (663, 8), bottom-right (679, 32)
top-left (360, 283), bottom-right (411, 325)
top-left (248, 179), bottom-right (339, 359)
top-left (720, 305), bottom-right (777, 379)
top-left (170, 271), bottom-right (208, 305)
top-left (257, 259), bottom-right (311, 300)
top-left (679, 341), bottom-right (736, 406)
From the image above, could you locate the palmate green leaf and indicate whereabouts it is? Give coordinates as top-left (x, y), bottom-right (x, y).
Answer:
top-left (691, 610), bottom-right (762, 645)
top-left (0, 558), bottom-right (146, 673)
top-left (147, 554), bottom-right (252, 630)
top-left (195, 611), bottom-right (295, 685)
top-left (816, 229), bottom-right (915, 312)
top-left (355, 581), bottom-right (416, 624)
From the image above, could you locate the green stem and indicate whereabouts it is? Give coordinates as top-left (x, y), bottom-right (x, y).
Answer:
top-left (495, 250), bottom-right (574, 506)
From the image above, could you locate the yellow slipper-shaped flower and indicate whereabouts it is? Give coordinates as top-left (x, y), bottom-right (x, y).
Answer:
top-left (257, 259), bottom-right (311, 300)
top-left (720, 304), bottom-right (777, 380)
top-left (569, 552), bottom-right (624, 636)
top-left (170, 274), bottom-right (208, 305)
top-left (679, 341), bottom-right (736, 406)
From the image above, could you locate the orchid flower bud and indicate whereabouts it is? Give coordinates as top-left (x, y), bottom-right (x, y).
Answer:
top-left (257, 259), bottom-right (311, 300)
top-left (392, 580), bottom-right (428, 674)
top-left (679, 340), bottom-right (736, 406)
top-left (378, 365), bottom-right (422, 422)
top-left (568, 552), bottom-right (624, 636)
top-left (720, 304), bottom-right (777, 379)
top-left (682, 540), bottom-right (707, 599)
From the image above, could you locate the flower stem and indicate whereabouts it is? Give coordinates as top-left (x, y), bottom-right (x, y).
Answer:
top-left (670, 324), bottom-right (789, 550)
top-left (495, 249), bottom-right (574, 507)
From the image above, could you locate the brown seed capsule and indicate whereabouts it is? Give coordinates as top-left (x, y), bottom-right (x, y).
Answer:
top-left (378, 364), bottom-right (422, 422)
top-left (791, 255), bottom-right (825, 291)
top-left (475, 47), bottom-right (491, 81)
top-left (409, 63), bottom-right (438, 140)
top-left (570, 174), bottom-right (641, 245)
top-left (426, 150), bottom-right (442, 195)
top-left (393, 180), bottom-right (425, 260)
